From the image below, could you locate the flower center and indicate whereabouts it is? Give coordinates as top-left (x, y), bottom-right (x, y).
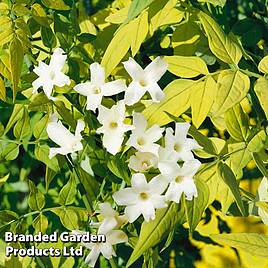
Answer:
top-left (141, 160), bottom-right (150, 168)
top-left (93, 87), bottom-right (101, 94)
top-left (137, 137), bottom-right (146, 146)
top-left (139, 79), bottom-right (147, 87)
top-left (109, 122), bottom-right (118, 129)
top-left (175, 176), bottom-right (183, 183)
top-left (49, 70), bottom-right (56, 80)
top-left (174, 143), bottom-right (181, 152)
top-left (139, 192), bottom-right (149, 200)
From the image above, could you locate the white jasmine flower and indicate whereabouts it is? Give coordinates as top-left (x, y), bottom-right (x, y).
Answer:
top-left (96, 101), bottom-right (134, 155)
top-left (98, 202), bottom-right (127, 234)
top-left (257, 177), bottom-right (268, 225)
top-left (123, 57), bottom-right (168, 105)
top-left (46, 113), bottom-right (84, 158)
top-left (164, 123), bottom-right (202, 162)
top-left (73, 228), bottom-right (127, 267)
top-left (113, 173), bottom-right (168, 222)
top-left (32, 48), bottom-right (71, 99)
top-left (159, 160), bottom-right (201, 203)
top-left (74, 63), bottom-right (127, 112)
top-left (126, 113), bottom-right (163, 155)
top-left (128, 152), bottom-right (158, 172)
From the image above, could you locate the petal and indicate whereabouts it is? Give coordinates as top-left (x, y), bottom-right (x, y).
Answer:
top-left (158, 161), bottom-right (179, 177)
top-left (124, 82), bottom-right (146, 105)
top-left (50, 48), bottom-right (67, 70)
top-left (99, 203), bottom-right (116, 218)
top-left (181, 179), bottom-right (198, 201)
top-left (86, 94), bottom-right (103, 112)
top-left (53, 72), bottom-right (71, 87)
top-left (141, 143), bottom-right (160, 156)
top-left (75, 119), bottom-right (85, 137)
top-left (146, 83), bottom-right (165, 102)
top-left (148, 174), bottom-right (169, 194)
top-left (97, 105), bottom-right (110, 124)
top-left (124, 205), bottom-right (141, 223)
top-left (122, 57), bottom-right (144, 81)
top-left (74, 82), bottom-right (95, 96)
top-left (42, 81), bottom-right (54, 99)
top-left (90, 62), bottom-right (105, 86)
top-left (113, 188), bottom-right (139, 206)
top-left (33, 61), bottom-right (49, 76)
top-left (165, 183), bottom-right (183, 203)
top-left (181, 160), bottom-right (201, 178)
top-left (145, 124), bottom-right (164, 142)
top-left (131, 173), bottom-right (149, 192)
top-left (102, 133), bottom-right (124, 155)
top-left (150, 195), bottom-right (167, 209)
top-left (175, 123), bottom-right (190, 140)
top-left (140, 201), bottom-right (156, 222)
top-left (185, 138), bottom-right (203, 150)
top-left (133, 112), bottom-right (147, 132)
top-left (144, 56), bottom-right (168, 83)
top-left (49, 147), bottom-right (70, 158)
top-left (100, 243), bottom-right (114, 259)
top-left (177, 150), bottom-right (194, 162)
top-left (85, 247), bottom-right (101, 267)
top-left (101, 79), bottom-right (127, 96)
top-left (98, 218), bottom-right (118, 234)
top-left (106, 230), bottom-right (128, 245)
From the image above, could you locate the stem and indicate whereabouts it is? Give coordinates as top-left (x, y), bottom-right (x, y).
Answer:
top-left (109, 258), bottom-right (117, 268)
top-left (239, 69), bottom-right (262, 78)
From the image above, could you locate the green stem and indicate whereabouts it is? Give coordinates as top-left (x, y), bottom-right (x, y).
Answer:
top-left (239, 69), bottom-right (262, 78)
top-left (109, 258), bottom-right (117, 268)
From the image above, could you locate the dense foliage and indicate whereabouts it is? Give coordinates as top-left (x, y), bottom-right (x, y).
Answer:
top-left (1, 0), bottom-right (268, 267)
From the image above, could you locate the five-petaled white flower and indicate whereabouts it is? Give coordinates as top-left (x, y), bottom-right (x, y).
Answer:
top-left (97, 202), bottom-right (127, 233)
top-left (128, 152), bottom-right (158, 172)
top-left (96, 101), bottom-right (134, 155)
top-left (74, 63), bottom-right (127, 112)
top-left (164, 123), bottom-right (202, 162)
top-left (46, 113), bottom-right (84, 159)
top-left (123, 57), bottom-right (168, 105)
top-left (159, 159), bottom-right (201, 203)
top-left (126, 113), bottom-right (163, 156)
top-left (32, 48), bottom-right (71, 99)
top-left (113, 173), bottom-right (167, 222)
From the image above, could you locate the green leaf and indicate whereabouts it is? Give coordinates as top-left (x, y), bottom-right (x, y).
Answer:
top-left (31, 3), bottom-right (50, 27)
top-left (184, 178), bottom-right (209, 233)
top-left (143, 79), bottom-right (195, 126)
top-left (50, 207), bottom-right (81, 230)
top-left (107, 156), bottom-right (130, 183)
top-left (198, 11), bottom-right (242, 64)
top-left (126, 0), bottom-right (155, 23)
top-left (191, 76), bottom-right (216, 128)
top-left (0, 173), bottom-right (9, 187)
top-left (212, 70), bottom-right (250, 116)
top-left (258, 55), bottom-right (268, 74)
top-left (59, 175), bottom-right (77, 206)
top-left (45, 166), bottom-right (56, 192)
top-left (54, 101), bottom-right (76, 129)
top-left (28, 92), bottom-right (52, 112)
top-left (4, 104), bottom-right (24, 134)
top-left (34, 144), bottom-right (59, 172)
top-left (41, 0), bottom-right (70, 10)
top-left (33, 114), bottom-right (49, 140)
top-left (217, 162), bottom-right (247, 216)
top-left (1, 143), bottom-right (20, 161)
top-left (13, 108), bottom-right (31, 140)
top-left (41, 26), bottom-right (56, 48)
top-left (130, 11), bottom-right (148, 56)
top-left (254, 77), bottom-right (268, 119)
top-left (0, 210), bottom-right (19, 224)
top-left (253, 151), bottom-right (268, 178)
top-left (32, 214), bottom-right (48, 233)
top-left (164, 56), bottom-right (209, 78)
top-left (225, 104), bottom-right (249, 141)
top-left (210, 233), bottom-right (268, 258)
top-left (101, 23), bottom-right (131, 77)
top-left (198, 0), bottom-right (226, 7)
top-left (248, 130), bottom-right (266, 153)
top-left (0, 76), bottom-right (6, 101)
top-left (9, 38), bottom-right (24, 100)
top-left (28, 180), bottom-right (45, 211)
top-left (127, 202), bottom-right (185, 267)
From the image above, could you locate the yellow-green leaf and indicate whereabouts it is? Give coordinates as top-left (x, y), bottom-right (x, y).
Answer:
top-left (9, 38), bottom-right (24, 100)
top-left (143, 79), bottom-right (195, 126)
top-left (0, 28), bottom-right (14, 46)
top-left (191, 76), bottom-right (216, 128)
top-left (165, 55), bottom-right (209, 78)
top-left (210, 233), bottom-right (268, 258)
top-left (225, 104), bottom-right (249, 141)
top-left (198, 11), bottom-right (242, 64)
top-left (101, 24), bottom-right (131, 77)
top-left (106, 6), bottom-right (129, 24)
top-left (258, 55), bottom-right (268, 74)
top-left (247, 130), bottom-right (266, 153)
top-left (41, 0), bottom-right (70, 10)
top-left (254, 77), bottom-right (268, 119)
top-left (32, 214), bottom-right (48, 233)
top-left (13, 108), bottom-right (31, 140)
top-left (130, 11), bottom-right (148, 56)
top-left (0, 76), bottom-right (6, 101)
top-left (213, 70), bottom-right (250, 116)
top-left (28, 180), bottom-right (45, 211)
top-left (198, 0), bottom-right (226, 7)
